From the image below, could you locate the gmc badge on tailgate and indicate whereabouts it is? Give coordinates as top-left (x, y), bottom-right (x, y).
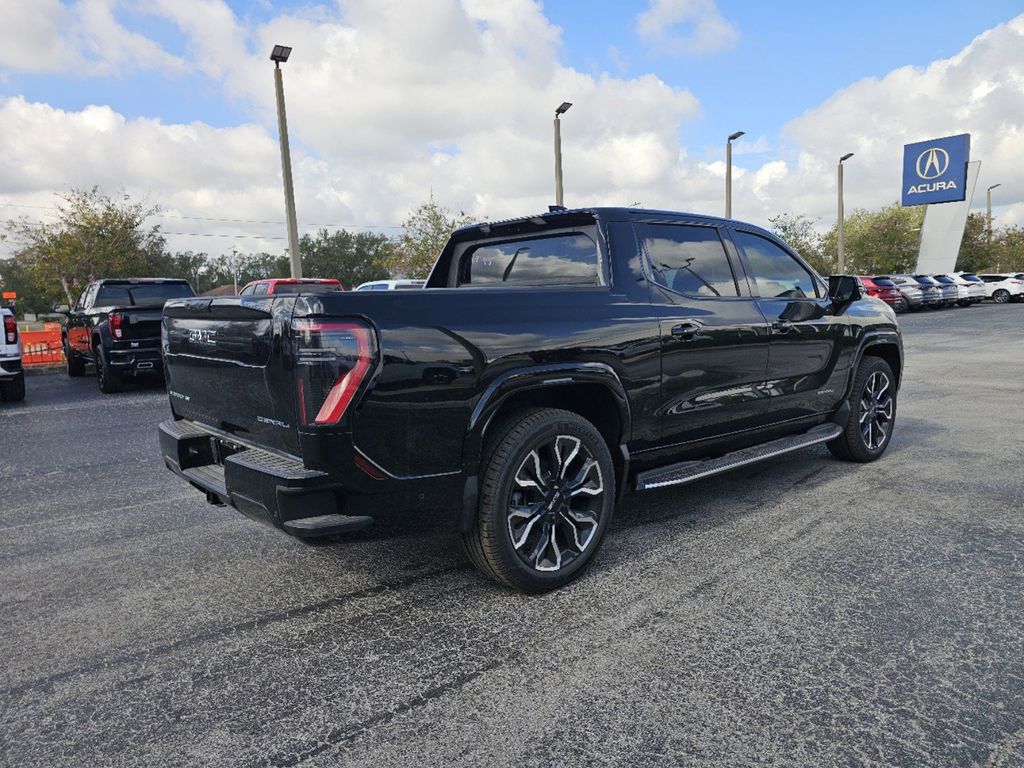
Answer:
top-left (188, 329), bottom-right (217, 346)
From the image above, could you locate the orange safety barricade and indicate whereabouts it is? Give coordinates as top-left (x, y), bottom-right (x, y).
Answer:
top-left (20, 326), bottom-right (64, 366)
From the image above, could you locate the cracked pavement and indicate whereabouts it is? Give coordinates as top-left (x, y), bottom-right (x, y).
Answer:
top-left (1, 304), bottom-right (1022, 767)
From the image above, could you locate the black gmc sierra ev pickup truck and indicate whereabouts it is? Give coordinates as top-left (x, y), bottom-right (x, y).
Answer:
top-left (56, 278), bottom-right (196, 393)
top-left (159, 207), bottom-right (903, 592)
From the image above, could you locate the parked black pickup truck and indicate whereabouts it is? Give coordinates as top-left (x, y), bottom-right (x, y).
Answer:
top-left (160, 208), bottom-right (902, 592)
top-left (57, 278), bottom-right (196, 393)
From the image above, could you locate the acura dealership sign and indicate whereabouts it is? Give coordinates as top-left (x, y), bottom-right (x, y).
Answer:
top-left (901, 133), bottom-right (970, 206)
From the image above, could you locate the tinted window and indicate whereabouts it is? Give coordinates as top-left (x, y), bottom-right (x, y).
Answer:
top-left (372, 284), bottom-right (390, 291)
top-left (253, 283), bottom-right (269, 296)
top-left (459, 232), bottom-right (600, 287)
top-left (95, 282), bottom-right (193, 306)
top-left (733, 230), bottom-right (818, 299)
top-left (642, 224), bottom-right (738, 297)
top-left (239, 285), bottom-right (254, 295)
top-left (961, 274), bottom-right (981, 282)
top-left (873, 278), bottom-right (896, 287)
top-left (272, 282), bottom-right (341, 295)
top-left (932, 275), bottom-right (954, 284)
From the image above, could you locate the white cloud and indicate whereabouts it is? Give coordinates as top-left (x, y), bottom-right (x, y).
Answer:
top-left (729, 13), bottom-right (1024, 230)
top-left (2, 2), bottom-right (1023, 258)
top-left (636, 0), bottom-right (739, 56)
top-left (0, 0), bottom-right (186, 76)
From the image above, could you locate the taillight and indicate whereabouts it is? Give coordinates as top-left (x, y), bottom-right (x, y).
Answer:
top-left (292, 319), bottom-right (375, 426)
top-left (3, 315), bottom-right (16, 344)
top-left (109, 311), bottom-right (123, 339)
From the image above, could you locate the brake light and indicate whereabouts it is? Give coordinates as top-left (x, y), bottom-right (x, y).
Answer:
top-left (292, 319), bottom-right (375, 426)
top-left (109, 311), bottom-right (123, 339)
top-left (3, 315), bottom-right (16, 344)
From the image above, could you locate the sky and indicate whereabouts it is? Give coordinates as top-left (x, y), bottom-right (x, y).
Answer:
top-left (0, 0), bottom-right (1022, 257)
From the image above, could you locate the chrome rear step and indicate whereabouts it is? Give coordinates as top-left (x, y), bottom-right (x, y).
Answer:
top-left (635, 423), bottom-right (842, 491)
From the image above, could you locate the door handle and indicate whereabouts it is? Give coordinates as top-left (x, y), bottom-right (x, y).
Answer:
top-left (671, 321), bottom-right (702, 339)
top-left (771, 319), bottom-right (793, 334)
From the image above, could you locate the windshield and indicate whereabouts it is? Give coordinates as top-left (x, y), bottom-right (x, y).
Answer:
top-left (95, 282), bottom-right (194, 306)
top-left (272, 282), bottom-right (341, 295)
top-left (932, 276), bottom-right (954, 284)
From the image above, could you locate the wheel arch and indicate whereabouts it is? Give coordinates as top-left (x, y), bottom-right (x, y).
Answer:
top-left (458, 364), bottom-right (632, 532)
top-left (858, 335), bottom-right (903, 389)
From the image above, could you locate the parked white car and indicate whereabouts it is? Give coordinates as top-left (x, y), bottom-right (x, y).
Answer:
top-left (353, 279), bottom-right (426, 291)
top-left (0, 307), bottom-right (26, 402)
top-left (977, 274), bottom-right (1024, 303)
top-left (942, 273), bottom-right (986, 306)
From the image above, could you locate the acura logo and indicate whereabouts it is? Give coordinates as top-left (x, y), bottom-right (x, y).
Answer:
top-left (916, 147), bottom-right (949, 180)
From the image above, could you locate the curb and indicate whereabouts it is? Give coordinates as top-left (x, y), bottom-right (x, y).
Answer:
top-left (25, 365), bottom-right (65, 377)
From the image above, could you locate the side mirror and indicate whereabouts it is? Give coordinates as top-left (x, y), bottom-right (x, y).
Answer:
top-left (53, 303), bottom-right (70, 314)
top-left (828, 275), bottom-right (861, 304)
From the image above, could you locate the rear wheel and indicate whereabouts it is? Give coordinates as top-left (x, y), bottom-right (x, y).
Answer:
top-left (957, 300), bottom-right (971, 308)
top-left (0, 373), bottom-right (25, 402)
top-left (463, 407), bottom-right (615, 593)
top-left (65, 337), bottom-right (85, 377)
top-left (94, 347), bottom-right (122, 394)
top-left (828, 356), bottom-right (897, 463)
top-left (993, 289), bottom-right (1010, 304)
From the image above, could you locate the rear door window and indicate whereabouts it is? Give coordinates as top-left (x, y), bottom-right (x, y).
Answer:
top-left (733, 230), bottom-right (821, 299)
top-left (458, 232), bottom-right (600, 287)
top-left (640, 224), bottom-right (738, 297)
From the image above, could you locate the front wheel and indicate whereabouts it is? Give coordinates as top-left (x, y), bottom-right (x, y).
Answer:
top-left (993, 289), bottom-right (1010, 304)
top-left (463, 408), bottom-right (615, 593)
top-left (65, 337), bottom-right (85, 377)
top-left (828, 357), bottom-right (897, 463)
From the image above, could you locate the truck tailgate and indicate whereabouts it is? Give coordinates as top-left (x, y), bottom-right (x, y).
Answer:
top-left (162, 296), bottom-right (300, 455)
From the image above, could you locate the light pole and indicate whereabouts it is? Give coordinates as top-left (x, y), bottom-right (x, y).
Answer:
top-left (726, 131), bottom-right (745, 218)
top-left (271, 44), bottom-right (302, 279)
top-left (837, 152), bottom-right (854, 273)
top-left (986, 183), bottom-right (1001, 244)
top-left (230, 248), bottom-right (239, 295)
top-left (554, 102), bottom-right (572, 207)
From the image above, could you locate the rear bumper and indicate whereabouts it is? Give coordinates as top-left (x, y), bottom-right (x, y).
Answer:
top-left (159, 418), bottom-right (342, 527)
top-left (108, 345), bottom-right (162, 375)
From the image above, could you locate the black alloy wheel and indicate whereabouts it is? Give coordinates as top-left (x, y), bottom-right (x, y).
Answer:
top-left (828, 356), bottom-right (897, 463)
top-left (463, 407), bottom-right (615, 592)
top-left (94, 347), bottom-right (122, 394)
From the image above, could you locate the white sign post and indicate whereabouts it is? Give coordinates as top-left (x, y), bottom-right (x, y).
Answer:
top-left (915, 160), bottom-right (981, 274)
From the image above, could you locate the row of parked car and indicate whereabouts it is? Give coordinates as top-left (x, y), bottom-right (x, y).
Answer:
top-left (857, 272), bottom-right (1024, 311)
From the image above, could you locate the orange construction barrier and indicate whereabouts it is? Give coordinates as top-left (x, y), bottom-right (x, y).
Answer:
top-left (20, 326), bottom-right (64, 366)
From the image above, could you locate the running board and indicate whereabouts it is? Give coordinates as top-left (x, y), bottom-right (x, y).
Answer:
top-left (635, 424), bottom-right (842, 491)
top-left (283, 514), bottom-right (373, 538)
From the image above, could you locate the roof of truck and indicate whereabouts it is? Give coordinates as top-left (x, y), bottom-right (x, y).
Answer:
top-left (454, 206), bottom-right (774, 238)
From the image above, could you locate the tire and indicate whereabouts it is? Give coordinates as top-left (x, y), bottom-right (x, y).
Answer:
top-left (462, 407), bottom-right (615, 593)
top-left (892, 299), bottom-right (906, 314)
top-left (94, 347), bottom-right (122, 394)
top-left (828, 356), bottom-right (897, 463)
top-left (957, 300), bottom-right (971, 308)
top-left (65, 337), bottom-right (86, 377)
top-left (993, 289), bottom-right (1010, 304)
top-left (0, 373), bottom-right (25, 402)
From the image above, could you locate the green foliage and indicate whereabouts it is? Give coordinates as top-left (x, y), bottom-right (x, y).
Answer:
top-left (298, 228), bottom-right (391, 288)
top-left (820, 202), bottom-right (924, 275)
top-left (768, 213), bottom-right (830, 275)
top-left (381, 196), bottom-right (475, 279)
top-left (3, 187), bottom-right (166, 310)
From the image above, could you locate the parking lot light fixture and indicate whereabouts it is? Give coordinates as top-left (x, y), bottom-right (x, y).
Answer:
top-left (838, 152), bottom-right (854, 273)
top-left (554, 102), bottom-right (572, 207)
top-left (726, 131), bottom-right (745, 218)
top-left (986, 183), bottom-right (1001, 244)
top-left (271, 44), bottom-right (301, 279)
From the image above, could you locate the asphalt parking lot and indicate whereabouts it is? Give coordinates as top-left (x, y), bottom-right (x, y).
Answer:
top-left (2, 304), bottom-right (1023, 767)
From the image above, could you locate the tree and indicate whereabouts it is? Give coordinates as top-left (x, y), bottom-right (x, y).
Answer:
top-left (768, 213), bottom-right (829, 274)
top-left (3, 187), bottom-right (166, 308)
top-left (820, 202), bottom-right (924, 275)
top-left (381, 196), bottom-right (475, 279)
top-left (299, 228), bottom-right (391, 288)
top-left (953, 213), bottom-right (992, 274)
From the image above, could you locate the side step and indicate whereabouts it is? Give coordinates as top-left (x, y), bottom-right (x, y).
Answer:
top-left (635, 423), bottom-right (842, 491)
top-left (183, 463), bottom-right (228, 504)
top-left (283, 514), bottom-right (374, 538)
